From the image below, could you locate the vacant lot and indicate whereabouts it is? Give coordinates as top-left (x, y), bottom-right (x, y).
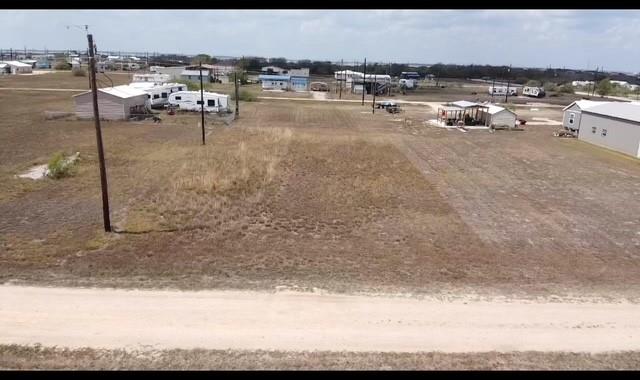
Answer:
top-left (3, 345), bottom-right (640, 370)
top-left (1, 73), bottom-right (639, 300)
top-left (0, 71), bottom-right (131, 89)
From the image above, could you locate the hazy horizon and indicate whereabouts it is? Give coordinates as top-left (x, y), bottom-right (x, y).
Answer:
top-left (1, 9), bottom-right (639, 73)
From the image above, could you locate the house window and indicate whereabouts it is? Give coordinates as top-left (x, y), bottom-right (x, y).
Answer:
top-left (161, 92), bottom-right (167, 99)
top-left (602, 129), bottom-right (607, 137)
top-left (207, 99), bottom-right (216, 107)
top-left (569, 112), bottom-right (575, 124)
top-left (175, 96), bottom-right (182, 100)
top-left (592, 126), bottom-right (597, 134)
top-left (153, 94), bottom-right (160, 99)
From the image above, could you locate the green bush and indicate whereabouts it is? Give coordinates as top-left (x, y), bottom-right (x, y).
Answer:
top-left (72, 68), bottom-right (86, 77)
top-left (54, 61), bottom-right (71, 71)
top-left (558, 84), bottom-right (575, 94)
top-left (231, 89), bottom-right (256, 102)
top-left (47, 152), bottom-right (77, 179)
top-left (174, 80), bottom-right (201, 91)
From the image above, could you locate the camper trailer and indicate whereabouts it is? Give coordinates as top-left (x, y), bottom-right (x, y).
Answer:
top-left (146, 83), bottom-right (186, 108)
top-left (129, 82), bottom-right (186, 108)
top-left (132, 73), bottom-right (171, 84)
top-left (488, 86), bottom-right (517, 96)
top-left (167, 91), bottom-right (229, 113)
top-left (522, 86), bottom-right (546, 98)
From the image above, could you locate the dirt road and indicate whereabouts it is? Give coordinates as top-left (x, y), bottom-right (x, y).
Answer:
top-left (1, 285), bottom-right (639, 353)
top-left (0, 87), bottom-right (86, 92)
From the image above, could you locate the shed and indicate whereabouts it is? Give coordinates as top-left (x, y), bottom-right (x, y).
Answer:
top-left (562, 100), bottom-right (608, 131)
top-left (0, 60), bottom-right (33, 74)
top-left (154, 66), bottom-right (187, 80)
top-left (437, 101), bottom-right (489, 125)
top-left (577, 102), bottom-right (640, 157)
top-left (181, 69), bottom-right (211, 83)
top-left (73, 85), bottom-right (149, 120)
top-left (478, 104), bottom-right (517, 128)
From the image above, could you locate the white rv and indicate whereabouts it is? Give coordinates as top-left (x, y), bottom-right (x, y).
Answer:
top-left (132, 73), bottom-right (171, 84)
top-left (399, 78), bottom-right (417, 89)
top-left (167, 91), bottom-right (229, 112)
top-left (522, 86), bottom-right (546, 98)
top-left (488, 86), bottom-right (517, 96)
top-left (130, 82), bottom-right (186, 108)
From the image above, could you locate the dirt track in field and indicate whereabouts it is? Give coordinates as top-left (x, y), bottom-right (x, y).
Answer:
top-left (2, 285), bottom-right (640, 353)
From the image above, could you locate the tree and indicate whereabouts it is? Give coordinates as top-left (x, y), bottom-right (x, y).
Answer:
top-left (596, 78), bottom-right (612, 97)
top-left (268, 57), bottom-right (288, 68)
top-left (558, 83), bottom-right (575, 94)
top-left (191, 54), bottom-right (216, 65)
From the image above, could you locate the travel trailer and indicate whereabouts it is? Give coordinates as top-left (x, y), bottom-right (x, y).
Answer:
top-left (132, 73), bottom-right (171, 84)
top-left (129, 82), bottom-right (186, 108)
top-left (488, 86), bottom-right (517, 96)
top-left (399, 78), bottom-right (418, 89)
top-left (167, 91), bottom-right (229, 112)
top-left (522, 86), bottom-right (546, 98)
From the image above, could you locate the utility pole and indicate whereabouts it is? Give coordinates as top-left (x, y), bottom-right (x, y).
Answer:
top-left (87, 34), bottom-right (111, 232)
top-left (362, 58), bottom-right (367, 105)
top-left (372, 74), bottom-right (377, 114)
top-left (339, 58), bottom-right (343, 99)
top-left (491, 76), bottom-right (495, 102)
top-left (505, 65), bottom-right (511, 103)
top-left (199, 62), bottom-right (205, 145)
top-left (234, 71), bottom-right (239, 117)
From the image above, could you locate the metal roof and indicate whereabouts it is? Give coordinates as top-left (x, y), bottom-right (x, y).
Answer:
top-left (486, 104), bottom-right (515, 115)
top-left (99, 85), bottom-right (148, 98)
top-left (181, 70), bottom-right (209, 76)
top-left (581, 102), bottom-right (640, 124)
top-left (562, 100), bottom-right (608, 111)
top-left (1, 60), bottom-right (32, 67)
top-left (451, 100), bottom-right (483, 109)
top-left (259, 74), bottom-right (290, 81)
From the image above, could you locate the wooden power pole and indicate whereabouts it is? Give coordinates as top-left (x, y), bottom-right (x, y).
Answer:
top-left (372, 74), bottom-right (377, 114)
top-left (199, 62), bottom-right (205, 145)
top-left (361, 58), bottom-right (367, 106)
top-left (339, 58), bottom-right (343, 99)
top-left (234, 71), bottom-right (239, 117)
top-left (87, 34), bottom-right (111, 232)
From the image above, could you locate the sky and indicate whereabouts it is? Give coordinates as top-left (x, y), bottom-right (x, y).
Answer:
top-left (1, 10), bottom-right (639, 73)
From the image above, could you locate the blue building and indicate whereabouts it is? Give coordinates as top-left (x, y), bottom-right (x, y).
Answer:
top-left (259, 74), bottom-right (291, 90)
top-left (259, 68), bottom-right (309, 92)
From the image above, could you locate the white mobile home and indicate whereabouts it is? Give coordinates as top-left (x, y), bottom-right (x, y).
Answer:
top-left (562, 100), bottom-right (607, 132)
top-left (522, 86), bottom-right (545, 98)
top-left (168, 91), bottom-right (229, 112)
top-left (488, 86), bottom-right (517, 96)
top-left (576, 102), bottom-right (640, 158)
top-left (132, 73), bottom-right (171, 84)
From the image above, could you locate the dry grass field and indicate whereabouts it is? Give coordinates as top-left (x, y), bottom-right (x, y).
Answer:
top-left (1, 73), bottom-right (640, 301)
top-left (2, 345), bottom-right (640, 370)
